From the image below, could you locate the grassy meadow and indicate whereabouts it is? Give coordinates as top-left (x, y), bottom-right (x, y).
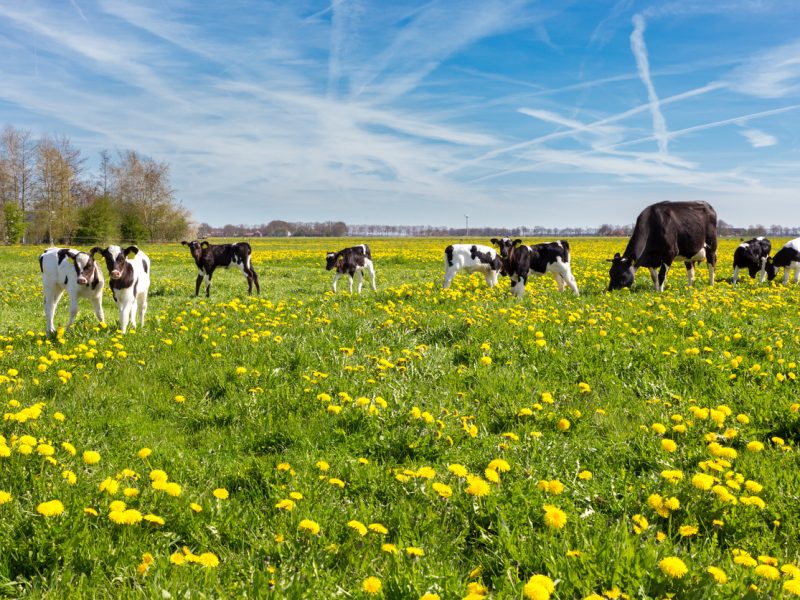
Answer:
top-left (1, 237), bottom-right (799, 599)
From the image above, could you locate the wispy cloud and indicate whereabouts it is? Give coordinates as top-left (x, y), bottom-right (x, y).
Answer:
top-left (630, 14), bottom-right (669, 155)
top-left (739, 128), bottom-right (777, 148)
top-left (727, 40), bottom-right (800, 98)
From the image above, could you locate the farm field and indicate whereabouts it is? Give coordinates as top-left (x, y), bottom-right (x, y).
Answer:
top-left (1, 237), bottom-right (799, 599)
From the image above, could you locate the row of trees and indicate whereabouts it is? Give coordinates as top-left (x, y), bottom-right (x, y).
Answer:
top-left (197, 220), bottom-right (348, 238)
top-left (0, 126), bottom-right (191, 245)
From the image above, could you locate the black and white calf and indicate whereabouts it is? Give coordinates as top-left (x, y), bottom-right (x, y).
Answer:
top-left (766, 238), bottom-right (800, 285)
top-left (325, 244), bottom-right (376, 293)
top-left (181, 240), bottom-right (260, 297)
top-left (443, 244), bottom-right (503, 289)
top-left (607, 201), bottom-right (718, 292)
top-left (491, 238), bottom-right (579, 296)
top-left (91, 245), bottom-right (150, 333)
top-left (732, 237), bottom-right (771, 284)
top-left (39, 247), bottom-right (105, 335)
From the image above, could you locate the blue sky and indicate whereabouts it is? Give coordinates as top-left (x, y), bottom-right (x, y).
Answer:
top-left (1, 1), bottom-right (799, 228)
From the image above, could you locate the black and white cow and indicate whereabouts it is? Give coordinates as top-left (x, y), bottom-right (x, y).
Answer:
top-left (443, 244), bottom-right (503, 289)
top-left (39, 247), bottom-right (105, 335)
top-left (732, 237), bottom-right (771, 284)
top-left (181, 240), bottom-right (260, 297)
top-left (766, 237), bottom-right (800, 285)
top-left (491, 238), bottom-right (579, 296)
top-left (91, 245), bottom-right (150, 333)
top-left (607, 201), bottom-right (718, 292)
top-left (325, 244), bottom-right (376, 293)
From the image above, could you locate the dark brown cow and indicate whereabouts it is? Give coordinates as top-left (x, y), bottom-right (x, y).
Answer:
top-left (607, 201), bottom-right (718, 291)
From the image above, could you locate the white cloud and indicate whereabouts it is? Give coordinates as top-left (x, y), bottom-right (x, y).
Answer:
top-left (727, 40), bottom-right (800, 98)
top-left (630, 14), bottom-right (669, 155)
top-left (739, 128), bottom-right (777, 147)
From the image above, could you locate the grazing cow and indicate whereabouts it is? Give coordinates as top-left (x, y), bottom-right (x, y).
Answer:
top-left (325, 244), bottom-right (376, 293)
top-left (607, 201), bottom-right (718, 292)
top-left (91, 245), bottom-right (150, 333)
top-left (491, 237), bottom-right (579, 297)
top-left (443, 244), bottom-right (503, 289)
top-left (39, 247), bottom-right (105, 335)
top-left (766, 238), bottom-right (800, 284)
top-left (181, 240), bottom-right (260, 297)
top-left (732, 237), bottom-right (771, 284)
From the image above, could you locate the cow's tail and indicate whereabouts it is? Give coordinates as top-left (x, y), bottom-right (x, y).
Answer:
top-left (445, 245), bottom-right (454, 267)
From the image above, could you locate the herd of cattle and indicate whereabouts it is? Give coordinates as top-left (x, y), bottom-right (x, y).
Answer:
top-left (36, 201), bottom-right (800, 334)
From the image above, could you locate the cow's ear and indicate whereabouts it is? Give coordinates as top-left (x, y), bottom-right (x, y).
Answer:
top-left (181, 240), bottom-right (188, 246)
top-left (512, 239), bottom-right (522, 246)
top-left (200, 241), bottom-right (210, 249)
top-left (123, 245), bottom-right (139, 257)
top-left (614, 252), bottom-right (621, 259)
top-left (89, 246), bottom-right (103, 257)
top-left (490, 238), bottom-right (499, 245)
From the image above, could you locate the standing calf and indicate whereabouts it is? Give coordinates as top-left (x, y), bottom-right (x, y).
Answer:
top-left (732, 237), bottom-right (771, 284)
top-left (491, 237), bottom-right (579, 296)
top-left (766, 238), bottom-right (800, 285)
top-left (181, 240), bottom-right (260, 297)
top-left (443, 244), bottom-right (503, 289)
top-left (91, 245), bottom-right (150, 333)
top-left (39, 248), bottom-right (105, 335)
top-left (325, 244), bottom-right (376, 293)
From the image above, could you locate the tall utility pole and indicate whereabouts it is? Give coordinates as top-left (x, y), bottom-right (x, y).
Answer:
top-left (465, 214), bottom-right (469, 238)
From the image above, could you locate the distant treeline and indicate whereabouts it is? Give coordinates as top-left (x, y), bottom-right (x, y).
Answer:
top-left (199, 219), bottom-right (800, 239)
top-left (0, 125), bottom-right (191, 245)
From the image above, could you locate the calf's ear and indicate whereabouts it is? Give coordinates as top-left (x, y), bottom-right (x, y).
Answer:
top-left (490, 238), bottom-right (499, 245)
top-left (181, 241), bottom-right (188, 246)
top-left (89, 246), bottom-right (103, 257)
top-left (200, 241), bottom-right (210, 249)
top-left (123, 245), bottom-right (139, 257)
top-left (512, 239), bottom-right (522, 246)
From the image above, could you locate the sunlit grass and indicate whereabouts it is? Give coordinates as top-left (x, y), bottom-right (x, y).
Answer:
top-left (0, 237), bottom-right (799, 599)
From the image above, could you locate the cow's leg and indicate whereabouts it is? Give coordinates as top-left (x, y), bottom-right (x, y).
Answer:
top-left (757, 258), bottom-right (767, 283)
top-left (443, 268), bottom-right (456, 289)
top-left (332, 272), bottom-right (341, 292)
top-left (484, 270), bottom-right (495, 287)
top-left (732, 265), bottom-right (740, 285)
top-left (205, 273), bottom-right (212, 297)
top-left (685, 261), bottom-right (695, 287)
top-left (356, 269), bottom-right (364, 294)
top-left (561, 264), bottom-right (579, 295)
top-left (793, 265), bottom-right (800, 284)
top-left (251, 268), bottom-right (261, 294)
top-left (366, 261), bottom-right (376, 291)
top-left (553, 271), bottom-right (565, 292)
top-left (91, 294), bottom-right (105, 325)
top-left (348, 273), bottom-right (354, 293)
top-left (658, 264), bottom-right (670, 292)
top-left (649, 268), bottom-right (660, 291)
top-left (139, 294), bottom-right (148, 328)
top-left (44, 289), bottom-right (64, 335)
top-left (195, 272), bottom-right (204, 297)
top-left (67, 293), bottom-right (80, 329)
top-left (706, 249), bottom-right (717, 286)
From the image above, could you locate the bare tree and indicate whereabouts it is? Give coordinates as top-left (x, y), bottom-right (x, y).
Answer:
top-left (32, 135), bottom-right (84, 243)
top-left (1, 126), bottom-right (36, 241)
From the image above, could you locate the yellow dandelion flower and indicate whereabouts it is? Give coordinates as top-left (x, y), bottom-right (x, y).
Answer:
top-left (381, 543), bottom-right (398, 554)
top-left (36, 499), bottom-right (65, 517)
top-left (0, 491), bottom-right (12, 504)
top-left (299, 519), bottom-right (320, 535)
top-left (543, 505), bottom-right (567, 529)
top-left (347, 520), bottom-right (368, 536)
top-left (706, 566), bottom-right (728, 584)
top-left (213, 488), bottom-right (229, 500)
top-left (405, 546), bottom-right (425, 557)
top-left (659, 556), bottom-right (688, 578)
top-left (368, 523), bottom-right (388, 535)
top-left (83, 450), bottom-right (101, 465)
top-left (361, 577), bottom-right (381, 595)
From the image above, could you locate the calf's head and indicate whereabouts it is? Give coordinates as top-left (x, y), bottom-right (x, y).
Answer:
top-left (73, 252), bottom-right (98, 285)
top-left (607, 253), bottom-right (635, 291)
top-left (490, 237), bottom-right (521, 259)
top-left (181, 240), bottom-right (204, 260)
top-left (91, 245), bottom-right (139, 280)
top-left (765, 257), bottom-right (778, 281)
top-left (325, 252), bottom-right (340, 271)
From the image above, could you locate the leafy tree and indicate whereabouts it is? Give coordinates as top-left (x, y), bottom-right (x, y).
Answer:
top-left (3, 202), bottom-right (25, 244)
top-left (73, 195), bottom-right (120, 244)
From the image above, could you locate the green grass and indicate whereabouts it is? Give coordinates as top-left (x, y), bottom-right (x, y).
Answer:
top-left (0, 237), bottom-right (799, 599)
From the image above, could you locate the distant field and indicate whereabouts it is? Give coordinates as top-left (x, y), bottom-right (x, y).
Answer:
top-left (1, 237), bottom-right (799, 599)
